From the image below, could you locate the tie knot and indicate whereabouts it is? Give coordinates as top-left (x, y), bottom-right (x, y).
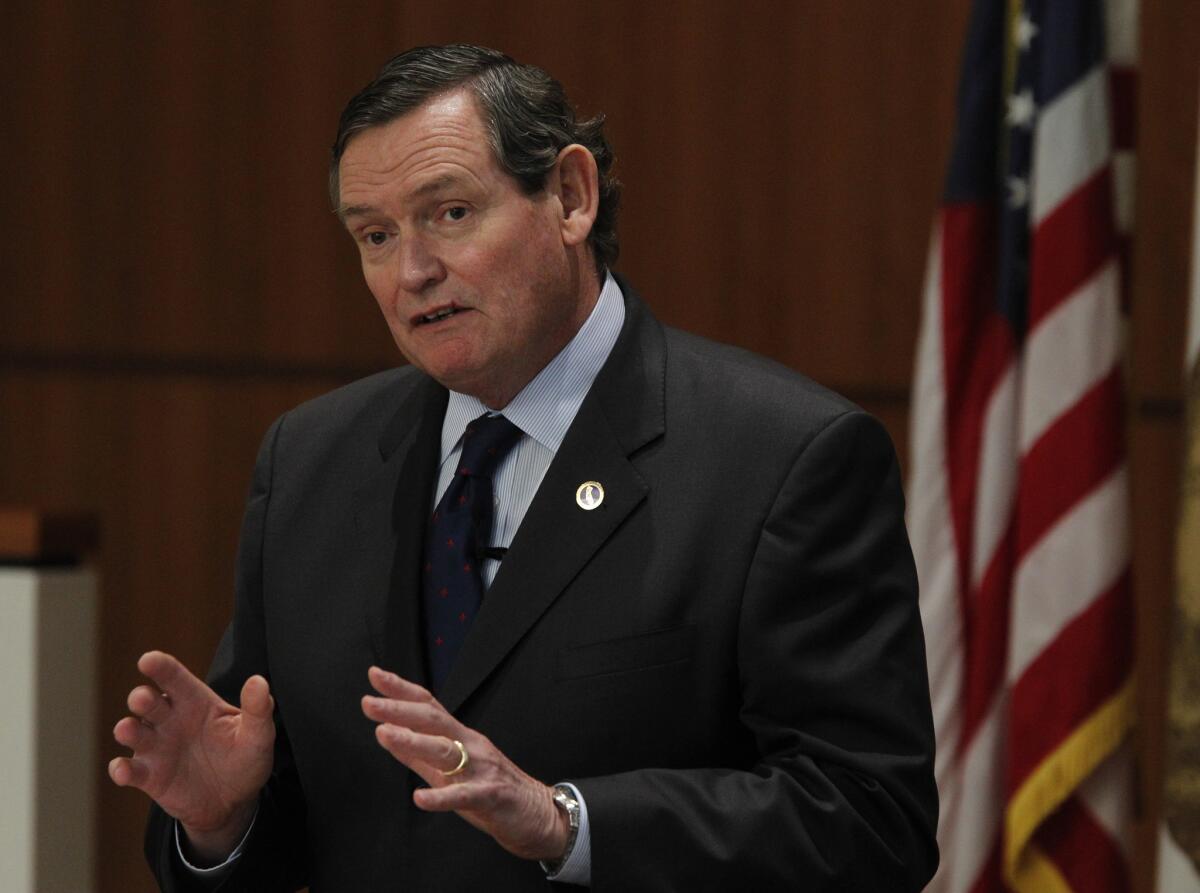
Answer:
top-left (458, 413), bottom-right (522, 480)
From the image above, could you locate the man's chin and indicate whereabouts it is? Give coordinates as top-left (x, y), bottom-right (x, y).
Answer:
top-left (398, 346), bottom-right (480, 388)
top-left (420, 362), bottom-right (505, 406)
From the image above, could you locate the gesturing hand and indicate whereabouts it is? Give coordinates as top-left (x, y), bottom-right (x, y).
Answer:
top-left (362, 667), bottom-right (569, 864)
top-left (109, 651), bottom-right (275, 861)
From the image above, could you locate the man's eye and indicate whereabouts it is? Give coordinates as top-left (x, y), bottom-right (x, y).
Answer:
top-left (445, 206), bottom-right (468, 221)
top-left (366, 231), bottom-right (388, 246)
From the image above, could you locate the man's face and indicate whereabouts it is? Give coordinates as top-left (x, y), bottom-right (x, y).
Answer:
top-left (337, 90), bottom-right (594, 408)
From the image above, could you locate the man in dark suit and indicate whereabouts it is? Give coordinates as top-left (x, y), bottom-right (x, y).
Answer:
top-left (111, 45), bottom-right (939, 891)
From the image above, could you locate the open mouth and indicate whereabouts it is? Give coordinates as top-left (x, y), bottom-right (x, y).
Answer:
top-left (415, 305), bottom-right (467, 326)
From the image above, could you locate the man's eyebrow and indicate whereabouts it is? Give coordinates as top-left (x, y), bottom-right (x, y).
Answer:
top-left (336, 204), bottom-right (379, 222)
top-left (336, 176), bottom-right (468, 222)
top-left (411, 174), bottom-right (466, 199)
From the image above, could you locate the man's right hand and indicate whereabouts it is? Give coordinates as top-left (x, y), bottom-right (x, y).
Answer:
top-left (109, 651), bottom-right (275, 863)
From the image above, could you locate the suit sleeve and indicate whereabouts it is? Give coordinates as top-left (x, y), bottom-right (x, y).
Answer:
top-left (577, 411), bottom-right (939, 892)
top-left (145, 414), bottom-right (311, 893)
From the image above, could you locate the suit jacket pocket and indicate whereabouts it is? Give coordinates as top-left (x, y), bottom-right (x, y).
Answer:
top-left (557, 625), bottom-right (695, 680)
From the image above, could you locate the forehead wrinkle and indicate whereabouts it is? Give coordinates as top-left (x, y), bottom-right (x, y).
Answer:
top-left (339, 158), bottom-right (487, 212)
top-left (337, 117), bottom-right (495, 211)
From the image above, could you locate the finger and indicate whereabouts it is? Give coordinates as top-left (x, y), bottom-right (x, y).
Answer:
top-left (362, 695), bottom-right (456, 737)
top-left (375, 724), bottom-right (464, 773)
top-left (373, 725), bottom-right (429, 777)
top-left (413, 780), bottom-right (492, 813)
top-left (367, 667), bottom-right (435, 704)
top-left (108, 755), bottom-right (152, 790)
top-left (239, 674), bottom-right (275, 732)
top-left (137, 651), bottom-right (213, 705)
top-left (113, 716), bottom-right (154, 751)
top-left (374, 726), bottom-right (465, 790)
top-left (127, 685), bottom-right (173, 726)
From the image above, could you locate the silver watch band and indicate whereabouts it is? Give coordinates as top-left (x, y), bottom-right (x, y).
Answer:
top-left (540, 784), bottom-right (581, 875)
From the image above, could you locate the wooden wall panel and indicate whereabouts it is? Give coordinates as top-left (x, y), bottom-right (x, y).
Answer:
top-left (1131, 411), bottom-right (1186, 892)
top-left (2, 0), bottom-right (967, 391)
top-left (0, 1), bottom-right (1196, 890)
top-left (1129, 5), bottom-right (1200, 892)
top-left (1131, 0), bottom-right (1200, 401)
top-left (0, 370), bottom-right (341, 891)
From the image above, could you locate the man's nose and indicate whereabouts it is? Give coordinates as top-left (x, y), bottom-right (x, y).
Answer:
top-left (396, 233), bottom-right (446, 293)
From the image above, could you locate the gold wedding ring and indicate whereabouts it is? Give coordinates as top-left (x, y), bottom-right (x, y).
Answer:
top-left (441, 739), bottom-right (470, 777)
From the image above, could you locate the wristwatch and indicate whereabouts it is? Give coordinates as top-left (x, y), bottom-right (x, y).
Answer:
top-left (539, 784), bottom-right (581, 876)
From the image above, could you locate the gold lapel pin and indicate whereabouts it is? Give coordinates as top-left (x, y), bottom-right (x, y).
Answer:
top-left (576, 481), bottom-right (604, 511)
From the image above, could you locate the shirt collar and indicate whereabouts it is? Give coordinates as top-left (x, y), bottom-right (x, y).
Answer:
top-left (439, 272), bottom-right (626, 464)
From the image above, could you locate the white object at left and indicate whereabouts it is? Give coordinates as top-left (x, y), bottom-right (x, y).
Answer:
top-left (0, 566), bottom-right (97, 893)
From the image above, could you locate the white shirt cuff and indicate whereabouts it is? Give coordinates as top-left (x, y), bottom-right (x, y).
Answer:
top-left (546, 782), bottom-right (591, 886)
top-left (175, 807), bottom-right (257, 876)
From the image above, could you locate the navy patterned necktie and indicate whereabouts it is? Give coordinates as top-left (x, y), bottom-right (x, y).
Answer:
top-left (423, 413), bottom-right (523, 692)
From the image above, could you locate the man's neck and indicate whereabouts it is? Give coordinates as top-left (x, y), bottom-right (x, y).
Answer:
top-left (478, 271), bottom-right (605, 410)
top-left (440, 272), bottom-right (625, 459)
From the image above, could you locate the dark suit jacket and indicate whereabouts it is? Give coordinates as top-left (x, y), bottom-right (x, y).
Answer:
top-left (147, 282), bottom-right (938, 892)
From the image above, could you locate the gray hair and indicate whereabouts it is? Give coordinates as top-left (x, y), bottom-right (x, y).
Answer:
top-left (331, 44), bottom-right (620, 277)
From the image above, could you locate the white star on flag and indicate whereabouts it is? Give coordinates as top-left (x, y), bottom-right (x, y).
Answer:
top-left (1007, 88), bottom-right (1036, 128)
top-left (1007, 175), bottom-right (1029, 209)
top-left (1015, 13), bottom-right (1039, 51)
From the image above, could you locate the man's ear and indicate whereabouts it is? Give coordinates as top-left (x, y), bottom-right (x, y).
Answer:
top-left (549, 144), bottom-right (599, 248)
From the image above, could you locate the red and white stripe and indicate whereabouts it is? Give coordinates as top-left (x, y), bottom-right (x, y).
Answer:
top-left (909, 2), bottom-right (1137, 890)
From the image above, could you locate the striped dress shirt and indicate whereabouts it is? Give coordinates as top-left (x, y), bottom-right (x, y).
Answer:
top-left (434, 272), bottom-right (626, 588)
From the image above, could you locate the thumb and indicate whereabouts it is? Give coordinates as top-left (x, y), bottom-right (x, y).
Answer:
top-left (239, 674), bottom-right (275, 728)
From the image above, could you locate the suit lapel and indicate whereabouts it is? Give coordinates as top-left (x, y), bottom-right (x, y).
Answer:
top-left (354, 375), bottom-right (447, 688)
top-left (439, 288), bottom-right (667, 714)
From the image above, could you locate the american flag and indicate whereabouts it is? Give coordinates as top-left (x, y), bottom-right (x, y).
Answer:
top-left (907, 1), bottom-right (1138, 891)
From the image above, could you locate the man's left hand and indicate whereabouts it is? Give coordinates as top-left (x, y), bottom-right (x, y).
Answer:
top-left (362, 667), bottom-right (569, 863)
